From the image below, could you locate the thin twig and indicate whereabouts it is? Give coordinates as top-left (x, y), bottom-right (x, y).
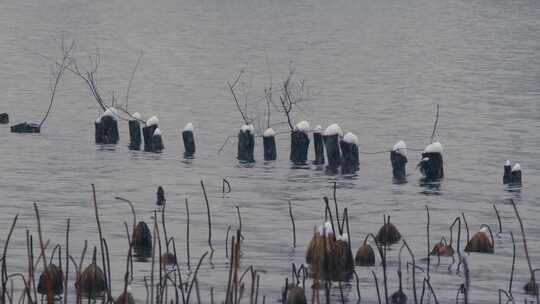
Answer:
top-left (493, 204), bottom-right (503, 234)
top-left (64, 219), bottom-right (70, 304)
top-left (288, 201), bottom-right (296, 248)
top-left (200, 181), bottom-right (214, 252)
top-left (33, 203), bottom-right (54, 304)
top-left (125, 51), bottom-right (144, 112)
top-left (39, 38), bottom-right (75, 127)
top-left (510, 199), bottom-right (539, 303)
top-left (509, 231), bottom-right (516, 295)
top-left (425, 206), bottom-right (431, 282)
top-left (430, 104), bottom-right (440, 143)
top-left (1, 214), bottom-right (19, 304)
top-left (228, 69), bottom-right (248, 124)
top-left (185, 198), bottom-right (191, 268)
top-left (90, 184), bottom-right (110, 301)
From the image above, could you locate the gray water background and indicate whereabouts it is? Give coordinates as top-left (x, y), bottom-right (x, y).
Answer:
top-left (1, 0), bottom-right (540, 302)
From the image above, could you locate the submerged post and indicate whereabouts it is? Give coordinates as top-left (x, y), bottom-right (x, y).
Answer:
top-left (151, 128), bottom-right (164, 152)
top-left (182, 123), bottom-right (196, 157)
top-left (290, 121), bottom-right (310, 165)
top-left (142, 116), bottom-right (159, 152)
top-left (340, 132), bottom-right (359, 174)
top-left (323, 124), bottom-right (342, 174)
top-left (237, 124), bottom-right (255, 163)
top-left (312, 125), bottom-right (325, 165)
top-left (418, 142), bottom-right (444, 180)
top-left (11, 122), bottom-right (40, 133)
top-left (263, 128), bottom-right (277, 161)
top-left (128, 112), bottom-right (142, 150)
top-left (503, 160), bottom-right (512, 184)
top-left (94, 108), bottom-right (119, 144)
top-left (0, 113), bottom-right (9, 124)
top-left (390, 140), bottom-right (407, 180)
top-left (511, 163), bottom-right (522, 185)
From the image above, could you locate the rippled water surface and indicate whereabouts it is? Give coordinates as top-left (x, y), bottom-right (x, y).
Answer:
top-left (1, 0), bottom-right (540, 302)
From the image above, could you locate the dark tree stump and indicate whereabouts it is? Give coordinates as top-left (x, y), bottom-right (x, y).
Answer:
top-left (95, 115), bottom-right (119, 144)
top-left (143, 125), bottom-right (157, 152)
top-left (340, 136), bottom-right (359, 175)
top-left (151, 128), bottom-right (164, 152)
top-left (290, 130), bottom-right (310, 165)
top-left (237, 126), bottom-right (255, 163)
top-left (128, 120), bottom-right (141, 150)
top-left (503, 161), bottom-right (512, 184)
top-left (323, 134), bottom-right (341, 174)
top-left (391, 151), bottom-right (407, 180)
top-left (263, 128), bottom-right (276, 161)
top-left (511, 164), bottom-right (522, 185)
top-left (0, 113), bottom-right (9, 124)
top-left (312, 130), bottom-right (325, 165)
top-left (419, 152), bottom-right (444, 180)
top-left (182, 127), bottom-right (196, 157)
top-left (10, 122), bottom-right (40, 133)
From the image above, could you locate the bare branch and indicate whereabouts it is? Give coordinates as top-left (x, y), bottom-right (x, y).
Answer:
top-left (125, 51), bottom-right (144, 112)
top-left (228, 69), bottom-right (249, 125)
top-left (39, 38), bottom-right (75, 127)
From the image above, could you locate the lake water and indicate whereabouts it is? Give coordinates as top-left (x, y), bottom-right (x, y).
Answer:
top-left (1, 0), bottom-right (539, 302)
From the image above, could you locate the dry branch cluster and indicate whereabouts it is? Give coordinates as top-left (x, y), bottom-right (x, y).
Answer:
top-left (1, 180), bottom-right (538, 304)
top-left (227, 64), bottom-right (309, 136)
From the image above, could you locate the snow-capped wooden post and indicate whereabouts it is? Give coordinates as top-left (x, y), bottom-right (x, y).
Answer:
top-left (128, 112), bottom-right (142, 150)
top-left (340, 132), bottom-right (359, 174)
top-left (511, 163), bottom-right (522, 185)
top-left (290, 121), bottom-right (310, 165)
top-left (418, 142), bottom-right (444, 180)
top-left (390, 140), bottom-right (407, 180)
top-left (312, 125), bottom-right (325, 165)
top-left (237, 124), bottom-right (255, 163)
top-left (0, 113), bottom-right (8, 124)
top-left (94, 108), bottom-right (119, 144)
top-left (503, 160), bottom-right (522, 185)
top-left (503, 160), bottom-right (512, 184)
top-left (263, 128), bottom-right (276, 161)
top-left (95, 117), bottom-right (104, 143)
top-left (142, 116), bottom-right (159, 152)
top-left (323, 124), bottom-right (342, 173)
top-left (182, 123), bottom-right (196, 157)
top-left (151, 128), bottom-right (164, 152)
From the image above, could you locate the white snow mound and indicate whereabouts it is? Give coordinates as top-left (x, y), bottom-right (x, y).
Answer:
top-left (240, 124), bottom-right (254, 133)
top-left (337, 233), bottom-right (348, 242)
top-left (424, 142), bottom-right (443, 154)
top-left (318, 222), bottom-right (334, 236)
top-left (146, 116), bottom-right (159, 127)
top-left (392, 140), bottom-right (407, 158)
top-left (324, 124), bottom-right (343, 137)
top-left (343, 132), bottom-right (358, 144)
top-left (480, 226), bottom-right (490, 235)
top-left (294, 121), bottom-right (310, 132)
top-left (103, 107), bottom-right (118, 120)
top-left (183, 122), bottom-right (194, 132)
top-left (263, 128), bottom-right (275, 137)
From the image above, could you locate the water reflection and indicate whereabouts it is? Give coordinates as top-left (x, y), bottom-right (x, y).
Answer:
top-left (419, 179), bottom-right (442, 195)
